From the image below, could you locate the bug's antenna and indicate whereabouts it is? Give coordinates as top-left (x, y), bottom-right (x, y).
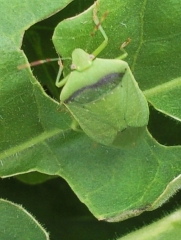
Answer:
top-left (17, 57), bottom-right (71, 70)
top-left (17, 58), bottom-right (59, 70)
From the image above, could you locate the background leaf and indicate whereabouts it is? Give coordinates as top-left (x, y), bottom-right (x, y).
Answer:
top-left (1, 0), bottom-right (181, 239)
top-left (120, 208), bottom-right (181, 240)
top-left (0, 199), bottom-right (49, 239)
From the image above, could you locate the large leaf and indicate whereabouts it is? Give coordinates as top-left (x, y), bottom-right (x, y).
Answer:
top-left (1, 0), bottom-right (181, 226)
top-left (0, 199), bottom-right (49, 239)
top-left (120, 208), bottom-right (181, 240)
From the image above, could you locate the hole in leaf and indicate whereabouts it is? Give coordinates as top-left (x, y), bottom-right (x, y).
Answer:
top-left (148, 106), bottom-right (181, 146)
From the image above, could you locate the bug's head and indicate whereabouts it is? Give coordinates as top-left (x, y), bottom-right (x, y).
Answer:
top-left (71, 48), bottom-right (94, 72)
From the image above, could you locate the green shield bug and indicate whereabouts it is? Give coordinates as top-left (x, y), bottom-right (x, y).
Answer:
top-left (19, 2), bottom-right (149, 147)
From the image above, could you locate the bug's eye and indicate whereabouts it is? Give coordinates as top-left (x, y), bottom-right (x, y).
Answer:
top-left (89, 54), bottom-right (95, 60)
top-left (71, 64), bottom-right (76, 70)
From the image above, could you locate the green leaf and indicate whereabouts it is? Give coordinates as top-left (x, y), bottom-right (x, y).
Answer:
top-left (120, 208), bottom-right (181, 240)
top-left (1, 0), bottom-right (181, 228)
top-left (0, 199), bottom-right (49, 239)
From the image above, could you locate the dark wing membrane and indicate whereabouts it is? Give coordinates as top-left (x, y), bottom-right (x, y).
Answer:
top-left (65, 72), bottom-right (124, 104)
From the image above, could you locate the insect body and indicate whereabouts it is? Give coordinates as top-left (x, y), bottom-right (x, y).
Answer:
top-left (57, 48), bottom-right (149, 146)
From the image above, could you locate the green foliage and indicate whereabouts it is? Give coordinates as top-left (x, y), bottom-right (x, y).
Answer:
top-left (120, 209), bottom-right (181, 240)
top-left (0, 0), bottom-right (181, 239)
top-left (0, 199), bottom-right (49, 240)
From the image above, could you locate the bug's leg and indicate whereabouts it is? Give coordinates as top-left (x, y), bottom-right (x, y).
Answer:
top-left (116, 38), bottom-right (131, 60)
top-left (71, 119), bottom-right (82, 132)
top-left (91, 1), bottom-right (109, 57)
top-left (55, 59), bottom-right (69, 88)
